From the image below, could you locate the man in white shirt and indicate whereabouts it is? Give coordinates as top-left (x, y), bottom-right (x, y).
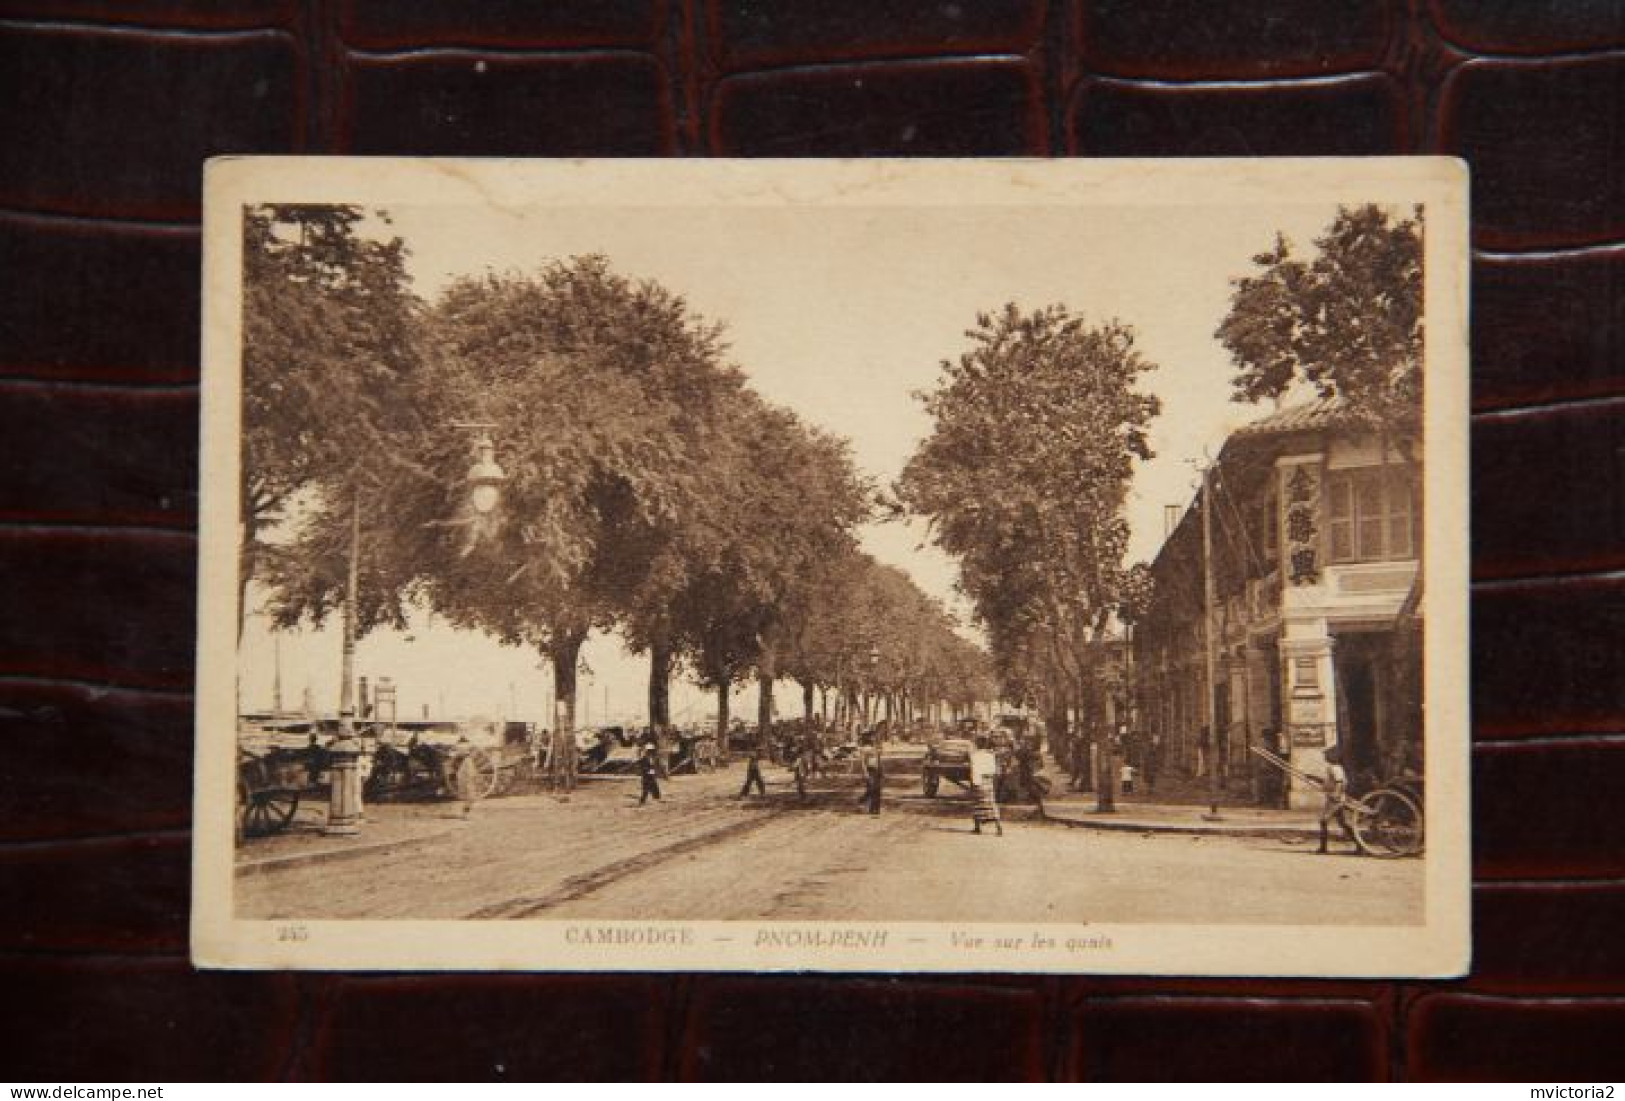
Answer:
top-left (1317, 744), bottom-right (1355, 855)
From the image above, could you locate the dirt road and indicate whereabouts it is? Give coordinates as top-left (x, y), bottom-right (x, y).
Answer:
top-left (236, 764), bottom-right (1422, 925)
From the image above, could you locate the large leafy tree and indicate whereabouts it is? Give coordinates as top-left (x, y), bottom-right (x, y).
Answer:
top-left (421, 257), bottom-right (744, 736)
top-left (688, 397), bottom-right (870, 747)
top-left (1215, 203), bottom-right (1423, 448)
top-left (240, 204), bottom-right (420, 637)
top-left (899, 303), bottom-right (1161, 743)
top-left (264, 256), bottom-right (741, 737)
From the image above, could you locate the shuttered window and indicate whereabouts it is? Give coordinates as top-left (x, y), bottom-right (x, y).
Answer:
top-left (1327, 466), bottom-right (1417, 563)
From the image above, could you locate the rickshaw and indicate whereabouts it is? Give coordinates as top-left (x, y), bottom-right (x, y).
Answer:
top-left (1250, 745), bottom-right (1424, 857)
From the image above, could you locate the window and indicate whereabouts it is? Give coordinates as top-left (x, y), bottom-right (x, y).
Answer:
top-left (1326, 466), bottom-right (1418, 563)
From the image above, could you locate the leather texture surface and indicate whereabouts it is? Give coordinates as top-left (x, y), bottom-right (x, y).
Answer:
top-left (2, 0), bottom-right (1624, 1081)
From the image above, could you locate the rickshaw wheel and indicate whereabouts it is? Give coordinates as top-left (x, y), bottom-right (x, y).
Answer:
top-left (1352, 788), bottom-right (1424, 858)
top-left (244, 788), bottom-right (299, 837)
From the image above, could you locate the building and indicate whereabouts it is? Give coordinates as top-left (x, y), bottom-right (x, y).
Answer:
top-left (1133, 398), bottom-right (1423, 808)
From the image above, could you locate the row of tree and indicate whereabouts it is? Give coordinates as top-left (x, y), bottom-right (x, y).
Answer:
top-left (897, 203), bottom-right (1423, 767)
top-left (241, 205), bottom-right (993, 745)
top-left (897, 304), bottom-right (1161, 747)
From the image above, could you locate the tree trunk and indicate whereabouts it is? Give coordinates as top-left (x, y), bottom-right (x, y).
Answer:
top-left (1044, 705), bottom-right (1068, 769)
top-left (550, 631), bottom-right (585, 735)
top-left (1073, 682), bottom-right (1095, 793)
top-left (1095, 730), bottom-right (1117, 812)
top-left (756, 671), bottom-right (774, 752)
top-left (802, 678), bottom-right (815, 724)
top-left (648, 638), bottom-right (674, 730)
top-left (717, 682), bottom-right (731, 754)
top-left (237, 528), bottom-right (255, 645)
top-left (549, 629), bottom-right (586, 793)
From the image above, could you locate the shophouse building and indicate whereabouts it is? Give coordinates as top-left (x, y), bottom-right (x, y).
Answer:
top-left (1133, 398), bottom-right (1422, 808)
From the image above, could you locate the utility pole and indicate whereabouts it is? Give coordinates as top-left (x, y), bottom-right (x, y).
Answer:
top-left (272, 631), bottom-right (283, 714)
top-left (1202, 460), bottom-right (1223, 821)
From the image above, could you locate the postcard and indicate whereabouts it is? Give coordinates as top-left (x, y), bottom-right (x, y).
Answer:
top-left (194, 157), bottom-right (1469, 975)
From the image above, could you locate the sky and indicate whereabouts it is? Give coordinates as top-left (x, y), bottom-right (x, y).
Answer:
top-left (239, 195), bottom-right (1347, 726)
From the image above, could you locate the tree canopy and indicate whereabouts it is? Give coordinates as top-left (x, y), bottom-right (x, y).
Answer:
top-left (777, 547), bottom-right (995, 723)
top-left (1215, 204), bottom-right (1423, 446)
top-left (252, 248), bottom-right (947, 737)
top-left (240, 204), bottom-right (422, 634)
top-left (899, 303), bottom-right (1160, 730)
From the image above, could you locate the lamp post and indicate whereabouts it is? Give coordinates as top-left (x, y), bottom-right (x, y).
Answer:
top-left (1201, 459), bottom-right (1224, 822)
top-left (324, 494), bottom-right (364, 836)
top-left (324, 430), bottom-right (506, 836)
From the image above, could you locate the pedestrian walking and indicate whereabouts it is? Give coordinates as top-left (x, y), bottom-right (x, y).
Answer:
top-left (858, 733), bottom-right (883, 815)
top-left (1317, 744), bottom-right (1356, 854)
top-left (791, 736), bottom-right (813, 798)
top-left (969, 734), bottom-right (1003, 836)
top-left (737, 745), bottom-right (767, 798)
top-left (637, 740), bottom-right (662, 805)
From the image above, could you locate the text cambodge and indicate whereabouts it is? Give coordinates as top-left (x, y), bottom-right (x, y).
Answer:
top-left (565, 926), bottom-right (696, 946)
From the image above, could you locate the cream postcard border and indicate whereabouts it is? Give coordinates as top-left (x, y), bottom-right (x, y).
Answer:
top-left (192, 157), bottom-right (1470, 975)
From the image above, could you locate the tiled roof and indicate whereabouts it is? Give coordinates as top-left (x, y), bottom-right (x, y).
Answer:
top-left (1230, 395), bottom-right (1346, 438)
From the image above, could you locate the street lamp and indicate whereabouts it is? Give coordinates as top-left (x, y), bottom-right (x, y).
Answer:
top-left (324, 493), bottom-right (365, 836)
top-left (466, 431), bottom-right (506, 515)
top-left (325, 431), bottom-right (506, 836)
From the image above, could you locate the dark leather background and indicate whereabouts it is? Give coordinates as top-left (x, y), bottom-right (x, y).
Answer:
top-left (2, 0), bottom-right (1624, 1082)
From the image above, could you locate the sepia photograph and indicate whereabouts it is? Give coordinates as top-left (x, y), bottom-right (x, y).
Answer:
top-left (193, 158), bottom-right (1468, 974)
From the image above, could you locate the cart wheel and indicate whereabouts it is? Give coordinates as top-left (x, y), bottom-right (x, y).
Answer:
top-left (455, 747), bottom-right (500, 802)
top-left (1352, 788), bottom-right (1424, 858)
top-left (923, 771), bottom-right (939, 797)
top-left (243, 788), bottom-right (299, 837)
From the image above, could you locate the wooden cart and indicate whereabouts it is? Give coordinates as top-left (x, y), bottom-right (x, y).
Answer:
top-left (364, 735), bottom-right (499, 802)
top-left (236, 743), bottom-right (327, 838)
